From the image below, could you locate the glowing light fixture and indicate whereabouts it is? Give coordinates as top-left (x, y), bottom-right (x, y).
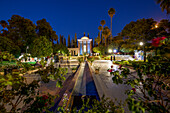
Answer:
top-left (155, 25), bottom-right (158, 28)
top-left (108, 49), bottom-right (112, 53)
top-left (139, 42), bottom-right (143, 46)
top-left (113, 49), bottom-right (117, 53)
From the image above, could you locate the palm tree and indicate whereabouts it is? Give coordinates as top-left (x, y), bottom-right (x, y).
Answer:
top-left (100, 20), bottom-right (106, 44)
top-left (98, 26), bottom-right (102, 43)
top-left (156, 0), bottom-right (170, 14)
top-left (102, 26), bottom-right (111, 47)
top-left (95, 36), bottom-right (101, 46)
top-left (108, 8), bottom-right (116, 40)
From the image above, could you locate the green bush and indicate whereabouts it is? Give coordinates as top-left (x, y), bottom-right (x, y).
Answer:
top-left (22, 63), bottom-right (32, 71)
top-left (77, 57), bottom-right (84, 63)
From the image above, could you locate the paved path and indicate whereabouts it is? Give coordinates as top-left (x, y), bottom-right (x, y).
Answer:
top-left (91, 60), bottom-right (133, 112)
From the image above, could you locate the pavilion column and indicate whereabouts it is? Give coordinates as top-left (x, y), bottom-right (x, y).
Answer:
top-left (82, 41), bottom-right (84, 54)
top-left (90, 41), bottom-right (92, 53)
top-left (86, 41), bottom-right (88, 54)
top-left (78, 42), bottom-right (80, 55)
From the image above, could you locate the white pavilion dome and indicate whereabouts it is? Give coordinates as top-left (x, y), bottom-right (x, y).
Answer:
top-left (81, 36), bottom-right (89, 39)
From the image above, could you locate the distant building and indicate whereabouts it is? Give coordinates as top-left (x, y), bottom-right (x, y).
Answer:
top-left (78, 36), bottom-right (92, 56)
top-left (68, 34), bottom-right (92, 56)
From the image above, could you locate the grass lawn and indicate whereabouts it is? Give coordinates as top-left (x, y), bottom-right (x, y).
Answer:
top-left (23, 62), bottom-right (36, 65)
top-left (0, 61), bottom-right (16, 66)
top-left (0, 61), bottom-right (36, 66)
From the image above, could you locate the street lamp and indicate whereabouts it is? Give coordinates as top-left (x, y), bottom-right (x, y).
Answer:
top-left (139, 42), bottom-right (143, 46)
top-left (108, 49), bottom-right (112, 53)
top-left (139, 42), bottom-right (145, 62)
top-left (113, 49), bottom-right (117, 53)
top-left (155, 25), bottom-right (158, 28)
top-left (26, 46), bottom-right (29, 54)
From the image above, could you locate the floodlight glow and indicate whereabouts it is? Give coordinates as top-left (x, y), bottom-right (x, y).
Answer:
top-left (139, 42), bottom-right (143, 46)
top-left (155, 25), bottom-right (158, 28)
top-left (108, 49), bottom-right (112, 53)
top-left (113, 49), bottom-right (117, 53)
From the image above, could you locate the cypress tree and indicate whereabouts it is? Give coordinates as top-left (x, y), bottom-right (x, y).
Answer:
top-left (74, 33), bottom-right (77, 48)
top-left (71, 38), bottom-right (74, 48)
top-left (94, 38), bottom-right (97, 47)
top-left (68, 35), bottom-right (71, 48)
top-left (60, 35), bottom-right (64, 44)
top-left (64, 37), bottom-right (66, 46)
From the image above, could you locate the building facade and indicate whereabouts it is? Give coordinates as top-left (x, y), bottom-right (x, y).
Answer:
top-left (78, 36), bottom-right (92, 56)
top-left (68, 48), bottom-right (79, 56)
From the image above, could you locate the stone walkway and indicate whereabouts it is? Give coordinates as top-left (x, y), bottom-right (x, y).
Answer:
top-left (91, 60), bottom-right (134, 112)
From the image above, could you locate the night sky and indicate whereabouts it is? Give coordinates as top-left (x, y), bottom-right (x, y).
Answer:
top-left (0, 0), bottom-right (169, 41)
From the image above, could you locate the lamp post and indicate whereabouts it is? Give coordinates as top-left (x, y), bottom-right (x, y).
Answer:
top-left (113, 49), bottom-right (117, 61)
top-left (26, 46), bottom-right (29, 54)
top-left (108, 49), bottom-right (112, 61)
top-left (108, 49), bottom-right (112, 53)
top-left (139, 42), bottom-right (145, 62)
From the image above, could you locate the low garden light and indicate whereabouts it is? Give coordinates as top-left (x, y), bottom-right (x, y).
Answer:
top-left (113, 49), bottom-right (117, 53)
top-left (108, 49), bottom-right (112, 53)
top-left (139, 42), bottom-right (143, 46)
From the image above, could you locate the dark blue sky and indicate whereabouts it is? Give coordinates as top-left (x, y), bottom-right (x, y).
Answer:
top-left (0, 0), bottom-right (169, 41)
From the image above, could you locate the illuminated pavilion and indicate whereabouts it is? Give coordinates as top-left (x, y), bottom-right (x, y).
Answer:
top-left (78, 35), bottom-right (92, 56)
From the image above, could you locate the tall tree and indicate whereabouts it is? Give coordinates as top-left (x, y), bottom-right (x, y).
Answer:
top-left (157, 19), bottom-right (170, 36)
top-left (54, 35), bottom-right (58, 42)
top-left (57, 39), bottom-right (59, 44)
top-left (30, 36), bottom-right (53, 58)
top-left (94, 38), bottom-right (97, 47)
top-left (98, 26), bottom-right (102, 43)
top-left (36, 18), bottom-right (57, 44)
top-left (93, 45), bottom-right (105, 55)
top-left (108, 8), bottom-right (116, 39)
top-left (71, 38), bottom-right (74, 48)
top-left (68, 35), bottom-right (71, 48)
top-left (95, 36), bottom-right (101, 46)
top-left (121, 18), bottom-right (157, 61)
top-left (102, 26), bottom-right (111, 47)
top-left (91, 39), bottom-right (93, 48)
top-left (156, 0), bottom-right (170, 14)
top-left (8, 15), bottom-right (37, 53)
top-left (53, 44), bottom-right (69, 55)
top-left (60, 35), bottom-right (63, 44)
top-left (0, 20), bottom-right (8, 30)
top-left (63, 37), bottom-right (66, 46)
top-left (100, 20), bottom-right (106, 44)
top-left (0, 36), bottom-right (20, 55)
top-left (74, 33), bottom-right (77, 47)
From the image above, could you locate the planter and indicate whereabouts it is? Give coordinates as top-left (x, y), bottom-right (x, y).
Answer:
top-left (95, 69), bottom-right (99, 74)
top-left (72, 70), bottom-right (76, 73)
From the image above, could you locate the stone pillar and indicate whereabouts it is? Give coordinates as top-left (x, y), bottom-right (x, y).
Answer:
top-left (86, 41), bottom-right (88, 54)
top-left (80, 41), bottom-right (82, 55)
top-left (90, 41), bottom-right (92, 54)
top-left (82, 41), bottom-right (84, 54)
top-left (78, 42), bottom-right (80, 56)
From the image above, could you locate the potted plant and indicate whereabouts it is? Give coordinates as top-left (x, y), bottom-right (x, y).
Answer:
top-left (93, 65), bottom-right (100, 74)
top-left (71, 67), bottom-right (77, 73)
